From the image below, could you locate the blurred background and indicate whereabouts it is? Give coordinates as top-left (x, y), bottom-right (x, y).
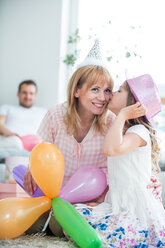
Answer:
top-left (0, 0), bottom-right (165, 108)
top-left (0, 0), bottom-right (165, 149)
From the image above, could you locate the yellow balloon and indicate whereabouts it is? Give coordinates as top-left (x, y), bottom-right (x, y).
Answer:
top-left (0, 196), bottom-right (51, 239)
top-left (29, 142), bottom-right (65, 199)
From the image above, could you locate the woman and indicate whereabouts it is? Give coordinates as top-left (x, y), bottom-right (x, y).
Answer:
top-left (24, 40), bottom-right (115, 195)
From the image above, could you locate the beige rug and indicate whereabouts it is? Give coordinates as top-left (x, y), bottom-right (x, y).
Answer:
top-left (0, 233), bottom-right (78, 248)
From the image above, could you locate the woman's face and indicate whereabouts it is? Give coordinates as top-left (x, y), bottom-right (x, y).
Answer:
top-left (108, 82), bottom-right (128, 115)
top-left (75, 81), bottom-right (112, 117)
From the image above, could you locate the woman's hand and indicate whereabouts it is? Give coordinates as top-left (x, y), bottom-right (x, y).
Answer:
top-left (86, 185), bottom-right (109, 207)
top-left (86, 202), bottom-right (100, 207)
top-left (119, 102), bottom-right (147, 121)
top-left (147, 175), bottom-right (162, 201)
top-left (23, 169), bottom-right (37, 195)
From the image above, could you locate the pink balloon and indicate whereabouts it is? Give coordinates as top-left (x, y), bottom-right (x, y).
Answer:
top-left (20, 135), bottom-right (41, 151)
top-left (59, 166), bottom-right (107, 203)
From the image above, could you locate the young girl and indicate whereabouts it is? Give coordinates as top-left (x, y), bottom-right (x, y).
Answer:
top-left (74, 74), bottom-right (165, 247)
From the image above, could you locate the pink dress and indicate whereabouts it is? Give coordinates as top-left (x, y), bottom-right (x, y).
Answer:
top-left (37, 103), bottom-right (115, 186)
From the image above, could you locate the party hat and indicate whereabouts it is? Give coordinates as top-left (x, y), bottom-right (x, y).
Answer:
top-left (127, 74), bottom-right (161, 126)
top-left (76, 39), bottom-right (109, 70)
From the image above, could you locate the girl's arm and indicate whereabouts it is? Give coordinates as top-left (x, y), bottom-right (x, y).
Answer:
top-left (103, 102), bottom-right (147, 156)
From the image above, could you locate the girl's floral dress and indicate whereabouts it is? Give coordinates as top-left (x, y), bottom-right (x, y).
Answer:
top-left (69, 125), bottom-right (165, 247)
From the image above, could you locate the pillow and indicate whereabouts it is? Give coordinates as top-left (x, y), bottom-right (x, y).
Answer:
top-left (0, 135), bottom-right (23, 149)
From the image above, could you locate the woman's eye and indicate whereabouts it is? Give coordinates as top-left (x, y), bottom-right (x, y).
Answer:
top-left (105, 88), bottom-right (111, 93)
top-left (91, 88), bottom-right (98, 92)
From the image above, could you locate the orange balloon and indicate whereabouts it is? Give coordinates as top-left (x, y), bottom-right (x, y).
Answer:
top-left (0, 196), bottom-right (51, 239)
top-left (29, 142), bottom-right (65, 199)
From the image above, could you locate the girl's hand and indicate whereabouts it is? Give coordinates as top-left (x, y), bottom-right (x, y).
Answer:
top-left (147, 176), bottom-right (162, 202)
top-left (23, 169), bottom-right (37, 195)
top-left (119, 102), bottom-right (147, 121)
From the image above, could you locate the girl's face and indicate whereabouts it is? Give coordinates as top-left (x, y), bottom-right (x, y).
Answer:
top-left (75, 81), bottom-right (112, 117)
top-left (108, 82), bottom-right (128, 115)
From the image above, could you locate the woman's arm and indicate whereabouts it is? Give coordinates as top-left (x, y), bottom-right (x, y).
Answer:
top-left (86, 185), bottom-right (109, 206)
top-left (23, 109), bottom-right (54, 195)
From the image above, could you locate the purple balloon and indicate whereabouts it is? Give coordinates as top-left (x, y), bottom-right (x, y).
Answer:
top-left (12, 165), bottom-right (45, 197)
top-left (59, 166), bottom-right (107, 203)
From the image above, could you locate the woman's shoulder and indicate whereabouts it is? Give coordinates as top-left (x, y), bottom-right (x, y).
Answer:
top-left (46, 103), bottom-right (65, 123)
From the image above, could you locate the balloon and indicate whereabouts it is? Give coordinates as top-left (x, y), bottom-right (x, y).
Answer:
top-left (52, 197), bottom-right (102, 248)
top-left (29, 142), bottom-right (65, 199)
top-left (59, 166), bottom-right (107, 203)
top-left (13, 165), bottom-right (45, 197)
top-left (20, 135), bottom-right (41, 151)
top-left (0, 196), bottom-right (51, 239)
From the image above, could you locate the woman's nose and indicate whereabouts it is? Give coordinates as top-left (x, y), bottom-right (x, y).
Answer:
top-left (109, 92), bottom-right (113, 99)
top-left (98, 91), bottom-right (106, 100)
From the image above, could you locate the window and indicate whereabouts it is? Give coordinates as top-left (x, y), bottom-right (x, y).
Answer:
top-left (77, 0), bottom-right (165, 94)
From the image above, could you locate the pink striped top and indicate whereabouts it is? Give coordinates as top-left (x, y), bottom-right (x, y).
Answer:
top-left (37, 103), bottom-right (115, 186)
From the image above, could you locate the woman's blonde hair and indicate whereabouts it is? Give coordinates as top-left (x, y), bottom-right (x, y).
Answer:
top-left (64, 65), bottom-right (114, 135)
top-left (124, 81), bottom-right (161, 174)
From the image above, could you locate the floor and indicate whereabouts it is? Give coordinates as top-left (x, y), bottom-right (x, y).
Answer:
top-left (0, 233), bottom-right (78, 248)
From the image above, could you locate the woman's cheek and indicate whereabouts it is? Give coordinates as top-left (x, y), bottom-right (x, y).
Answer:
top-left (105, 94), bottom-right (111, 103)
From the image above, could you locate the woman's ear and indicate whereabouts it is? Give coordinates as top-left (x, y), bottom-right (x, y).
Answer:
top-left (74, 87), bottom-right (80, 98)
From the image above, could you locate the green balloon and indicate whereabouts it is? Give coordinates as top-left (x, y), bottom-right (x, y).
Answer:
top-left (52, 197), bottom-right (102, 248)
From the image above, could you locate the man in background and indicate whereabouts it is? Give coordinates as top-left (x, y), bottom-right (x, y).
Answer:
top-left (0, 80), bottom-right (47, 149)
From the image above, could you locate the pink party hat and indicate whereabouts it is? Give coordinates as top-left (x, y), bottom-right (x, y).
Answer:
top-left (127, 74), bottom-right (161, 126)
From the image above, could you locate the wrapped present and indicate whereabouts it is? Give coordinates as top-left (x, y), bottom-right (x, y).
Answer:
top-left (0, 183), bottom-right (29, 199)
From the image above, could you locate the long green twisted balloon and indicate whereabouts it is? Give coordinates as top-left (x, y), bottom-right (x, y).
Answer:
top-left (52, 197), bottom-right (102, 248)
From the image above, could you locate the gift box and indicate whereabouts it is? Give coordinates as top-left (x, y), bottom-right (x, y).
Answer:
top-left (5, 156), bottom-right (29, 183)
top-left (0, 183), bottom-right (29, 199)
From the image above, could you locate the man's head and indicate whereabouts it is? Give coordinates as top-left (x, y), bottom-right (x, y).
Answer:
top-left (17, 80), bottom-right (38, 108)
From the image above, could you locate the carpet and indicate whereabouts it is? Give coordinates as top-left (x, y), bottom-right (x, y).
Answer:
top-left (0, 233), bottom-right (78, 248)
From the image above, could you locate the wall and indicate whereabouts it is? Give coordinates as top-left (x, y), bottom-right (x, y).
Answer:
top-left (0, 0), bottom-right (73, 108)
